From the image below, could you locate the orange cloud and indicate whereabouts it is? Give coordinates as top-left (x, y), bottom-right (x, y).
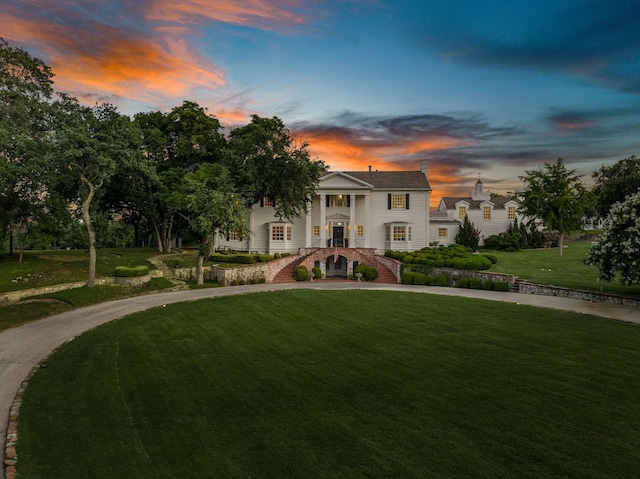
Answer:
top-left (146, 0), bottom-right (310, 30)
top-left (2, 12), bottom-right (226, 110)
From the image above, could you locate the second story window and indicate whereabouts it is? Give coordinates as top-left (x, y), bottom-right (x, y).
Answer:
top-left (458, 206), bottom-right (467, 219)
top-left (263, 197), bottom-right (274, 207)
top-left (483, 206), bottom-right (491, 219)
top-left (391, 194), bottom-right (406, 209)
top-left (508, 206), bottom-right (516, 219)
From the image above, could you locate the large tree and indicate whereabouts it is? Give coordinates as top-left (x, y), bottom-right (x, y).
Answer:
top-left (134, 102), bottom-right (225, 252)
top-left (55, 97), bottom-right (142, 286)
top-left (519, 158), bottom-right (591, 256)
top-left (224, 115), bottom-right (327, 220)
top-left (592, 155), bottom-right (640, 217)
top-left (0, 38), bottom-right (56, 253)
top-left (176, 163), bottom-right (248, 285)
top-left (586, 192), bottom-right (640, 286)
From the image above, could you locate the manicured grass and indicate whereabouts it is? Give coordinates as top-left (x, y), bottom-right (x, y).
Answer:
top-left (17, 290), bottom-right (640, 479)
top-left (487, 242), bottom-right (640, 298)
top-left (0, 278), bottom-right (175, 332)
top-left (0, 248), bottom-right (158, 293)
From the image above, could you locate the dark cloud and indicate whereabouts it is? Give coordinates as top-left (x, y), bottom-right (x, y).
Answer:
top-left (412, 0), bottom-right (640, 93)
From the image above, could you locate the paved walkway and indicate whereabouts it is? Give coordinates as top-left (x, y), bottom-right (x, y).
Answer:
top-left (1, 282), bottom-right (639, 478)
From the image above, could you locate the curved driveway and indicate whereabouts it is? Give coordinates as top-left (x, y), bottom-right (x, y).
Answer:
top-left (2, 282), bottom-right (639, 478)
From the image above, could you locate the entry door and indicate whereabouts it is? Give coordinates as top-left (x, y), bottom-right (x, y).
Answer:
top-left (333, 226), bottom-right (344, 247)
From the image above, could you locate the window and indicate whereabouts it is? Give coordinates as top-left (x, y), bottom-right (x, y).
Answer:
top-left (438, 228), bottom-right (448, 237)
top-left (391, 194), bottom-right (406, 209)
top-left (286, 226), bottom-right (292, 241)
top-left (228, 231), bottom-right (239, 241)
top-left (356, 225), bottom-right (364, 237)
top-left (393, 226), bottom-right (406, 241)
top-left (386, 225), bottom-right (390, 242)
top-left (408, 226), bottom-right (412, 241)
top-left (271, 225), bottom-right (284, 241)
top-left (508, 206), bottom-right (516, 220)
top-left (458, 206), bottom-right (467, 219)
top-left (263, 197), bottom-right (274, 207)
top-left (313, 225), bottom-right (320, 237)
top-left (483, 206), bottom-right (491, 219)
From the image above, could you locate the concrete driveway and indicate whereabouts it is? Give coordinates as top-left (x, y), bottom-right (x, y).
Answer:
top-left (2, 282), bottom-right (639, 479)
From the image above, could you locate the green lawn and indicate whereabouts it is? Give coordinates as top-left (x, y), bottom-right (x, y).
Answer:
top-left (17, 290), bottom-right (640, 479)
top-left (0, 248), bottom-right (158, 292)
top-left (487, 242), bottom-right (640, 298)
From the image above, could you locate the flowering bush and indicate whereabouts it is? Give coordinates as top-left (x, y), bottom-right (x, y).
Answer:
top-left (586, 192), bottom-right (640, 286)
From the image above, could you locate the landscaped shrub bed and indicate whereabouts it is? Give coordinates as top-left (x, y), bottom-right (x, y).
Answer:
top-left (209, 252), bottom-right (275, 264)
top-left (113, 265), bottom-right (149, 277)
top-left (387, 244), bottom-right (495, 271)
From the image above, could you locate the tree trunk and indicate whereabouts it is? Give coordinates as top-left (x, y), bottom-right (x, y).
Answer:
top-left (557, 232), bottom-right (564, 257)
top-left (81, 175), bottom-right (99, 287)
top-left (149, 217), bottom-right (164, 252)
top-left (196, 253), bottom-right (205, 285)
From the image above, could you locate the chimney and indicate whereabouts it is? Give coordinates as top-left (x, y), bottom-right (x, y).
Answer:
top-left (368, 165), bottom-right (372, 172)
top-left (420, 161), bottom-right (428, 177)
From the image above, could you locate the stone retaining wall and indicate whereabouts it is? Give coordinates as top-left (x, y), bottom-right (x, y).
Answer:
top-left (174, 264), bottom-right (268, 286)
top-left (430, 268), bottom-right (518, 288)
top-left (0, 270), bottom-right (163, 304)
top-left (518, 281), bottom-right (640, 307)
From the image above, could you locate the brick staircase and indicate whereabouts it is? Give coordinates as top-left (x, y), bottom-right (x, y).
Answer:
top-left (271, 256), bottom-right (305, 283)
top-left (374, 262), bottom-right (398, 283)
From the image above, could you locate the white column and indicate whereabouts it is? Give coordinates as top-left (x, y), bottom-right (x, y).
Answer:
top-left (364, 193), bottom-right (371, 248)
top-left (320, 194), bottom-right (327, 247)
top-left (349, 194), bottom-right (356, 248)
top-left (305, 201), bottom-right (312, 247)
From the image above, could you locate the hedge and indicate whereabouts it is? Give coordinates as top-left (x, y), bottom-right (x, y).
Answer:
top-left (296, 265), bottom-right (309, 281)
top-left (114, 265), bottom-right (149, 277)
top-left (495, 281), bottom-right (510, 292)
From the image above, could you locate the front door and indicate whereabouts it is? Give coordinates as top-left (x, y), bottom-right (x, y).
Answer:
top-left (333, 226), bottom-right (344, 247)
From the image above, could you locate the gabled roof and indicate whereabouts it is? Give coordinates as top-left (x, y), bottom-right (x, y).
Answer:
top-left (321, 171), bottom-right (431, 190)
top-left (441, 195), bottom-right (519, 210)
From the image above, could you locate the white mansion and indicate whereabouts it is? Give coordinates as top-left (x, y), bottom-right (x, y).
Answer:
top-left (217, 162), bottom-right (521, 254)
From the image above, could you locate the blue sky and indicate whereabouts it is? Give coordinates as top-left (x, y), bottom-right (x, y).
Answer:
top-left (3, 0), bottom-right (640, 201)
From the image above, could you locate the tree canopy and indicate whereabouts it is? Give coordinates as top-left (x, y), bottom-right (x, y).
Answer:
top-left (0, 38), bottom-right (56, 252)
top-left (592, 155), bottom-right (640, 217)
top-left (586, 192), bottom-right (640, 286)
top-left (518, 158), bottom-right (591, 256)
top-left (224, 115), bottom-right (327, 220)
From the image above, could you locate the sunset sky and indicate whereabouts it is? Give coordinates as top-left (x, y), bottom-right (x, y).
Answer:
top-left (3, 0), bottom-right (640, 203)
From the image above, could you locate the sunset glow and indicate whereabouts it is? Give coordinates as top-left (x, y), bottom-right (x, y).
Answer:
top-left (2, 0), bottom-right (640, 204)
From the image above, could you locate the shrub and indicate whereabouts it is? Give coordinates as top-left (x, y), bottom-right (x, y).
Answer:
top-left (312, 267), bottom-right (323, 279)
top-left (476, 256), bottom-right (493, 270)
top-left (457, 277), bottom-right (470, 288)
top-left (365, 266), bottom-right (378, 281)
top-left (401, 272), bottom-right (415, 284)
top-left (296, 265), bottom-right (308, 281)
top-left (413, 273), bottom-right (428, 285)
top-left (469, 278), bottom-right (482, 289)
top-left (403, 255), bottom-right (414, 264)
top-left (434, 258), bottom-right (445, 267)
top-left (230, 279), bottom-right (238, 286)
top-left (495, 281), bottom-right (510, 292)
top-left (259, 277), bottom-right (266, 283)
top-left (257, 254), bottom-right (274, 263)
top-left (433, 274), bottom-right (448, 287)
top-left (238, 279), bottom-right (246, 285)
top-left (452, 257), bottom-right (466, 269)
top-left (425, 275), bottom-right (435, 285)
top-left (465, 260), bottom-right (483, 271)
top-left (483, 279), bottom-right (495, 290)
top-left (274, 253), bottom-right (281, 259)
top-left (354, 263), bottom-right (369, 276)
top-left (114, 265), bottom-right (149, 277)
top-left (482, 253), bottom-right (498, 264)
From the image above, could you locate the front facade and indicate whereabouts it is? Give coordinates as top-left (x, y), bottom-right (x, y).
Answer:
top-left (430, 179), bottom-right (522, 246)
top-left (218, 164), bottom-right (432, 254)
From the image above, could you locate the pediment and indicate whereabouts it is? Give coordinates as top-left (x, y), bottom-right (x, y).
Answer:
top-left (319, 172), bottom-right (373, 191)
top-left (326, 213), bottom-right (350, 220)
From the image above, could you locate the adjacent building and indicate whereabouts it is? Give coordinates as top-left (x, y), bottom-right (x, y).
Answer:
top-left (430, 179), bottom-right (522, 245)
